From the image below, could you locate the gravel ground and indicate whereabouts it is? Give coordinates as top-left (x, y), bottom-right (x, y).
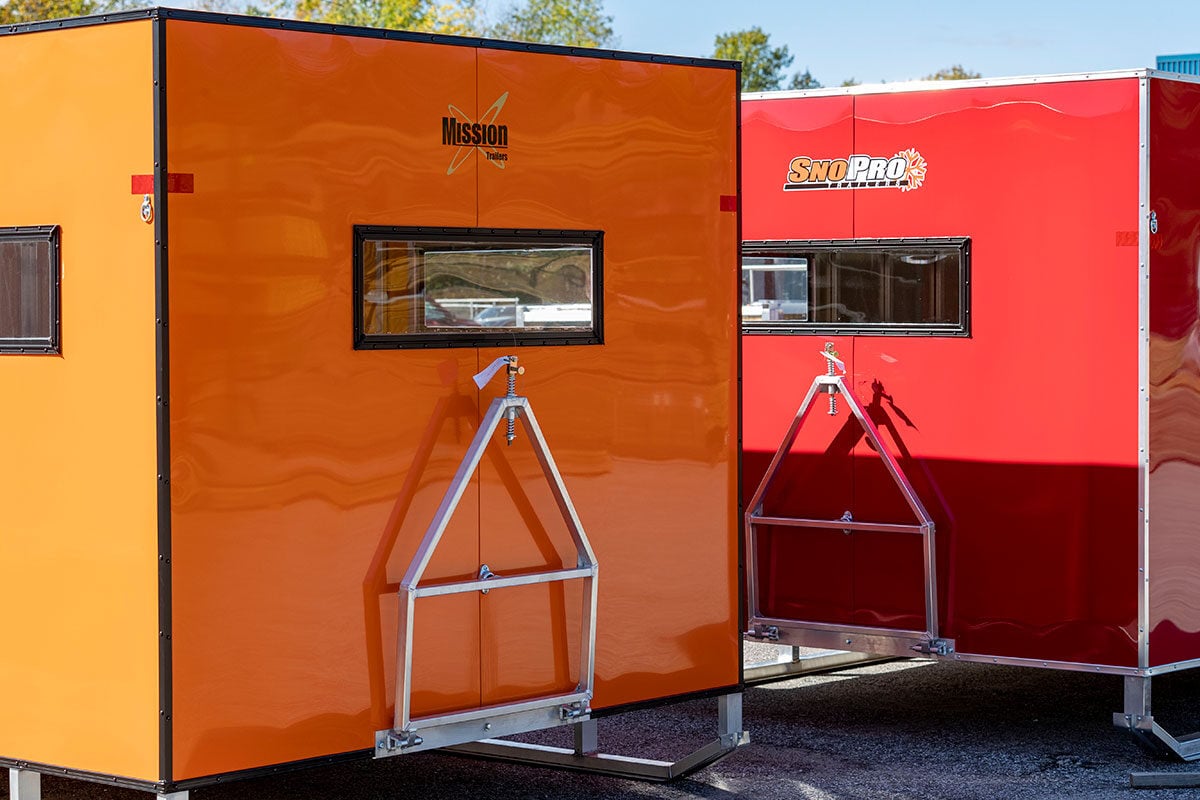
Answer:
top-left (8, 651), bottom-right (1200, 800)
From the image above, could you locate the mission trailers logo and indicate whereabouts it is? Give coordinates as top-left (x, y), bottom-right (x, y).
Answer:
top-left (783, 149), bottom-right (927, 192)
top-left (442, 92), bottom-right (510, 175)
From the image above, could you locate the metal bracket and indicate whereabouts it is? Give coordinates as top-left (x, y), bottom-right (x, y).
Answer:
top-left (744, 354), bottom-right (941, 653)
top-left (376, 360), bottom-right (599, 757)
top-left (447, 693), bottom-right (749, 782)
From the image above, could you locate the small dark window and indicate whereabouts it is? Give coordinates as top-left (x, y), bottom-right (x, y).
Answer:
top-left (741, 237), bottom-right (970, 336)
top-left (354, 227), bottom-right (603, 350)
top-left (0, 226), bottom-right (60, 354)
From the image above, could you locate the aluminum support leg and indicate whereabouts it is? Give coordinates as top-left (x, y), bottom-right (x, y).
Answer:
top-left (8, 770), bottom-right (39, 800)
top-left (573, 718), bottom-right (598, 756)
top-left (157, 793), bottom-right (189, 800)
top-left (1115, 675), bottom-right (1200, 761)
top-left (719, 692), bottom-right (741, 737)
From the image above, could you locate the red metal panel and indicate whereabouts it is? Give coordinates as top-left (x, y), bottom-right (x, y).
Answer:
top-left (743, 95), bottom-right (857, 624)
top-left (744, 336), bottom-right (856, 624)
top-left (849, 81), bottom-right (1141, 664)
top-left (743, 79), bottom-right (1142, 665)
top-left (1148, 77), bottom-right (1200, 667)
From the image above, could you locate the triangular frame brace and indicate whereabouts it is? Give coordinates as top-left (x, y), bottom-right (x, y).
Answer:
top-left (745, 371), bottom-right (950, 656)
top-left (375, 392), bottom-right (600, 756)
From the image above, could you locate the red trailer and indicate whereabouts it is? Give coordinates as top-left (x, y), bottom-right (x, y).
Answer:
top-left (741, 70), bottom-right (1200, 758)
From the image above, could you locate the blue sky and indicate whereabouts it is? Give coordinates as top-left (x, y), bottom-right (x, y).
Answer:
top-left (597, 0), bottom-right (1200, 86)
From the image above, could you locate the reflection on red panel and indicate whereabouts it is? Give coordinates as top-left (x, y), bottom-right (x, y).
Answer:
top-left (742, 95), bottom-right (853, 241)
top-left (1148, 79), bottom-right (1200, 667)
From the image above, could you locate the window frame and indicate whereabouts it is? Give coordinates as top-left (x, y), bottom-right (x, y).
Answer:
top-left (741, 236), bottom-right (971, 337)
top-left (353, 226), bottom-right (604, 350)
top-left (0, 225), bottom-right (61, 355)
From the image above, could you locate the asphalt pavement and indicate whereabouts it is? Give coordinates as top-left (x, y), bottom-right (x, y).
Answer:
top-left (9, 652), bottom-right (1200, 800)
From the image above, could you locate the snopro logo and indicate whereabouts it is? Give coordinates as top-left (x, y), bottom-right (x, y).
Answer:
top-left (442, 92), bottom-right (510, 175)
top-left (783, 149), bottom-right (927, 192)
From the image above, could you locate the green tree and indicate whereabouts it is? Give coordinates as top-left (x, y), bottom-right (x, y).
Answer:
top-left (923, 64), bottom-right (981, 81)
top-left (254, 0), bottom-right (480, 33)
top-left (713, 27), bottom-right (792, 92)
top-left (788, 68), bottom-right (821, 90)
top-left (840, 77), bottom-right (861, 87)
top-left (0, 0), bottom-right (96, 22)
top-left (490, 0), bottom-right (615, 48)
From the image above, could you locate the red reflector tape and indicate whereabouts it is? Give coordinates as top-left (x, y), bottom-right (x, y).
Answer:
top-left (131, 173), bottom-right (195, 194)
top-left (720, 195), bottom-right (738, 212)
top-left (1115, 231), bottom-right (1164, 250)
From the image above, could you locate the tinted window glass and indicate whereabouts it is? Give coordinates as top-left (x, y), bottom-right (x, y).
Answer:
top-left (355, 228), bottom-right (602, 349)
top-left (0, 226), bottom-right (59, 353)
top-left (742, 238), bottom-right (969, 336)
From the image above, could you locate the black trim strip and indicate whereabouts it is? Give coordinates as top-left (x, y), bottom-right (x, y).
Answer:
top-left (152, 14), bottom-right (173, 785)
top-left (0, 757), bottom-right (165, 793)
top-left (168, 749), bottom-right (375, 792)
top-left (591, 683), bottom-right (743, 720)
top-left (1, 7), bottom-right (739, 73)
top-left (353, 226), bottom-right (604, 351)
top-left (734, 66), bottom-right (745, 689)
top-left (0, 7), bottom-right (156, 35)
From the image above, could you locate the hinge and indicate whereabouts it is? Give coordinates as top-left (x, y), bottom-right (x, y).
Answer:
top-left (559, 701), bottom-right (589, 721)
top-left (746, 625), bottom-right (780, 642)
top-left (376, 729), bottom-right (423, 754)
top-left (911, 638), bottom-right (954, 657)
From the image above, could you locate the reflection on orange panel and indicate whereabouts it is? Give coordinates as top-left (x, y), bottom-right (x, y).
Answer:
top-left (475, 51), bottom-right (740, 709)
top-left (165, 20), bottom-right (481, 780)
top-left (0, 21), bottom-right (160, 781)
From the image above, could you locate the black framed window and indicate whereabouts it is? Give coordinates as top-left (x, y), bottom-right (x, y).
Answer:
top-left (354, 226), bottom-right (603, 350)
top-left (741, 237), bottom-right (970, 336)
top-left (0, 225), bottom-right (60, 354)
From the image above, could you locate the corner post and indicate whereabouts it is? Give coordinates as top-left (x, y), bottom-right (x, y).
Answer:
top-left (8, 769), bottom-right (40, 800)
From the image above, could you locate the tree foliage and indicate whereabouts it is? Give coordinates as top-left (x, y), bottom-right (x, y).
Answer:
top-left (713, 26), bottom-right (793, 92)
top-left (923, 64), bottom-right (981, 81)
top-left (490, 0), bottom-right (615, 48)
top-left (788, 69), bottom-right (821, 90)
top-left (253, 0), bottom-right (479, 33)
top-left (0, 0), bottom-right (95, 22)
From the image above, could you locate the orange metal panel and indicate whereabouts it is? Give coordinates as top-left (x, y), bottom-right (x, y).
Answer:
top-left (475, 52), bottom-right (741, 709)
top-left (164, 21), bottom-right (481, 780)
top-left (0, 21), bottom-right (160, 781)
top-left (165, 20), bottom-right (738, 781)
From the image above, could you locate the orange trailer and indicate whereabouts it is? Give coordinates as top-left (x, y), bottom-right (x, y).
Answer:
top-left (0, 10), bottom-right (742, 797)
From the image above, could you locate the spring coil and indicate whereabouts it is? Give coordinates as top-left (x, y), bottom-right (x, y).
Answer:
top-left (826, 344), bottom-right (838, 416)
top-left (506, 366), bottom-right (517, 444)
